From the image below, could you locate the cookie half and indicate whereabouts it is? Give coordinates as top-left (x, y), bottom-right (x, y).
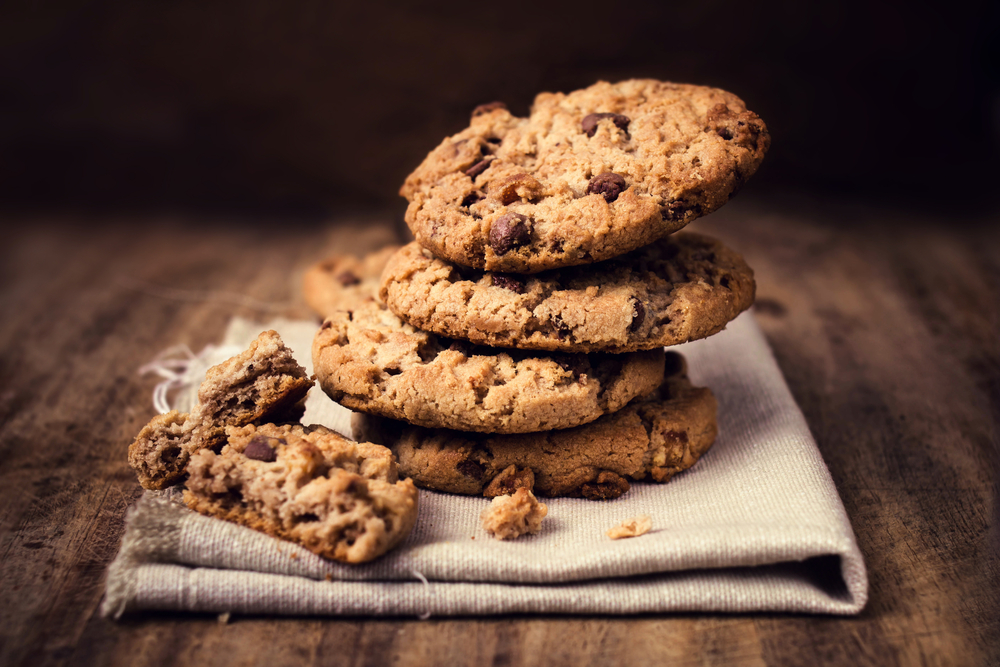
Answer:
top-left (353, 352), bottom-right (718, 500)
top-left (401, 79), bottom-right (769, 273)
top-left (313, 300), bottom-right (665, 434)
top-left (380, 232), bottom-right (755, 354)
top-left (184, 423), bottom-right (418, 563)
top-left (128, 330), bottom-right (314, 490)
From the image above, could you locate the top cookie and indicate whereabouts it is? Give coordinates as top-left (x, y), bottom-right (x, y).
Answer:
top-left (400, 79), bottom-right (769, 273)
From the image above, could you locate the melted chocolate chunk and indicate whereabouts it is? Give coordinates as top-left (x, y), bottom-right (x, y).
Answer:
top-left (472, 101), bottom-right (507, 118)
top-left (491, 274), bottom-right (525, 293)
top-left (489, 213), bottom-right (530, 255)
top-left (581, 112), bottom-right (630, 137)
top-left (586, 172), bottom-right (627, 203)
top-left (464, 157), bottom-right (494, 178)
top-left (244, 436), bottom-right (278, 462)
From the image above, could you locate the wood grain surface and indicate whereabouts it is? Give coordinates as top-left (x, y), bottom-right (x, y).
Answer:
top-left (1, 197), bottom-right (997, 666)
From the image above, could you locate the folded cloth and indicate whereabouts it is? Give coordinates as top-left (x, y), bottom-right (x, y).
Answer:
top-left (103, 311), bottom-right (867, 617)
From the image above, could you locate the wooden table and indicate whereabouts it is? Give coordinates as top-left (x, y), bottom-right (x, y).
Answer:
top-left (2, 195), bottom-right (997, 666)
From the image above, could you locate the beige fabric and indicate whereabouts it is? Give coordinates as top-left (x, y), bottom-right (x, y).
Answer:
top-left (103, 311), bottom-right (867, 618)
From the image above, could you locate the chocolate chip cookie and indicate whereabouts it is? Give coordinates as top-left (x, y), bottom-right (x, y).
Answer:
top-left (312, 300), bottom-right (665, 433)
top-left (401, 79), bottom-right (769, 273)
top-left (129, 330), bottom-right (314, 490)
top-left (352, 352), bottom-right (718, 500)
top-left (303, 245), bottom-right (399, 318)
top-left (380, 232), bottom-right (755, 354)
top-left (184, 422), bottom-right (418, 563)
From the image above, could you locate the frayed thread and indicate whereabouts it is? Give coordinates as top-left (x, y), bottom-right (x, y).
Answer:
top-left (139, 343), bottom-right (243, 413)
top-left (412, 569), bottom-right (432, 620)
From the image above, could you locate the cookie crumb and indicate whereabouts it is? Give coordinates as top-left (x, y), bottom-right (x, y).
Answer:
top-left (480, 488), bottom-right (547, 540)
top-left (607, 515), bottom-right (652, 539)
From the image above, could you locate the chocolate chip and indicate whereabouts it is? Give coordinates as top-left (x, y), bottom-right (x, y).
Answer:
top-left (662, 429), bottom-right (689, 444)
top-left (581, 112), bottom-right (630, 137)
top-left (464, 157), bottom-right (494, 178)
top-left (472, 101), bottom-right (507, 117)
top-left (244, 436), bottom-right (277, 462)
top-left (320, 320), bottom-right (332, 330)
top-left (550, 315), bottom-right (572, 341)
top-left (629, 298), bottom-right (645, 332)
top-left (491, 274), bottom-right (524, 293)
top-left (489, 213), bottom-right (530, 255)
top-left (586, 172), bottom-right (627, 203)
top-left (336, 271), bottom-right (361, 286)
top-left (457, 459), bottom-right (485, 480)
top-left (461, 191), bottom-right (484, 208)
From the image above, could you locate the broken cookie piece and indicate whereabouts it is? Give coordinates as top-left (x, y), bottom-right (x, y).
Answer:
top-left (480, 488), bottom-right (547, 540)
top-left (607, 515), bottom-right (653, 539)
top-left (128, 330), bottom-right (314, 490)
top-left (184, 423), bottom-right (419, 563)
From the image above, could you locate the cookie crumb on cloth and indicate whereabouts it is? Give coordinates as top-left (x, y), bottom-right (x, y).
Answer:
top-left (480, 488), bottom-right (547, 540)
top-left (607, 514), bottom-right (652, 539)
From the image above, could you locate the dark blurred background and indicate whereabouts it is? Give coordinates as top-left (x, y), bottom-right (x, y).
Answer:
top-left (1, 0), bottom-right (997, 220)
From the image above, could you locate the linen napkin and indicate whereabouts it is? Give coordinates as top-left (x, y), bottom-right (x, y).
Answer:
top-left (103, 311), bottom-right (867, 617)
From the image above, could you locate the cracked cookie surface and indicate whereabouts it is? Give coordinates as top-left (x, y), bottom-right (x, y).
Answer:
top-left (313, 300), bottom-right (665, 433)
top-left (128, 330), bottom-right (314, 490)
top-left (401, 79), bottom-right (769, 273)
top-left (381, 232), bottom-right (755, 354)
top-left (184, 423), bottom-right (418, 563)
top-left (352, 352), bottom-right (717, 500)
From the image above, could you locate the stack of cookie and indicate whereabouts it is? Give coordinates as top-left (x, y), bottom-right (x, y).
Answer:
top-left (310, 79), bottom-right (767, 503)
